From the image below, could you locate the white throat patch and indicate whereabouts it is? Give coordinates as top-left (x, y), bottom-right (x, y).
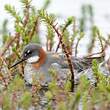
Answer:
top-left (27, 55), bottom-right (40, 63)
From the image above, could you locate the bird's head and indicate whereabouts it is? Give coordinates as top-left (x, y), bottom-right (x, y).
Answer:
top-left (10, 43), bottom-right (46, 68)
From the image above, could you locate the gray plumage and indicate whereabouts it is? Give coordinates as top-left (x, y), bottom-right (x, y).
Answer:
top-left (11, 43), bottom-right (109, 86)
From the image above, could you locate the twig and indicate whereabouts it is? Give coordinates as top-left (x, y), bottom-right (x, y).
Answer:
top-left (55, 34), bottom-right (61, 52)
top-left (96, 30), bottom-right (105, 56)
top-left (23, 3), bottom-right (30, 27)
top-left (101, 36), bottom-right (110, 45)
top-left (0, 56), bottom-right (13, 88)
top-left (28, 17), bottom-right (39, 40)
top-left (85, 48), bottom-right (105, 58)
top-left (75, 38), bottom-right (81, 57)
top-left (1, 33), bottom-right (20, 56)
top-left (52, 24), bottom-right (75, 91)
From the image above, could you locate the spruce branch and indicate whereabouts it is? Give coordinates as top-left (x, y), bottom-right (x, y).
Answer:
top-left (21, 0), bottom-right (32, 27)
top-left (1, 33), bottom-right (20, 57)
top-left (56, 17), bottom-right (73, 52)
top-left (38, 9), bottom-right (56, 26)
top-left (5, 5), bottom-right (21, 22)
top-left (38, 10), bottom-right (75, 91)
top-left (46, 25), bottom-right (54, 51)
top-left (28, 17), bottom-right (39, 40)
top-left (20, 0), bottom-right (32, 5)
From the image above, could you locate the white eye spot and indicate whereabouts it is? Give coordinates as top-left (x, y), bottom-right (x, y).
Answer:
top-left (24, 50), bottom-right (31, 57)
top-left (27, 50), bottom-right (31, 54)
top-left (27, 55), bottom-right (40, 63)
top-left (24, 53), bottom-right (27, 57)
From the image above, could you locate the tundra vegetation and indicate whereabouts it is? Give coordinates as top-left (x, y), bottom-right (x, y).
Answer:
top-left (0, 0), bottom-right (110, 110)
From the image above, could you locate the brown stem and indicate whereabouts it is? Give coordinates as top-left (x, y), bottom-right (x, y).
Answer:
top-left (23, 5), bottom-right (30, 27)
top-left (85, 48), bottom-right (105, 58)
top-left (55, 36), bottom-right (61, 52)
top-left (28, 17), bottom-right (39, 40)
top-left (75, 38), bottom-right (81, 57)
top-left (52, 24), bottom-right (74, 91)
top-left (1, 33), bottom-right (20, 56)
top-left (97, 31), bottom-right (104, 53)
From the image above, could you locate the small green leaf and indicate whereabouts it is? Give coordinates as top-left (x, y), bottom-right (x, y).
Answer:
top-left (45, 91), bottom-right (53, 100)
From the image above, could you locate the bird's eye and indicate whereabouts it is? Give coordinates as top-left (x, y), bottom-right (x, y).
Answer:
top-left (24, 50), bottom-right (32, 56)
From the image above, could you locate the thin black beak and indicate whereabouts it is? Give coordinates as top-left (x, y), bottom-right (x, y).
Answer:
top-left (10, 58), bottom-right (26, 69)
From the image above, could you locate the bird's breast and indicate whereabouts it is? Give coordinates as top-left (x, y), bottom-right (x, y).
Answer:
top-left (24, 63), bottom-right (71, 86)
top-left (24, 63), bottom-right (51, 85)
